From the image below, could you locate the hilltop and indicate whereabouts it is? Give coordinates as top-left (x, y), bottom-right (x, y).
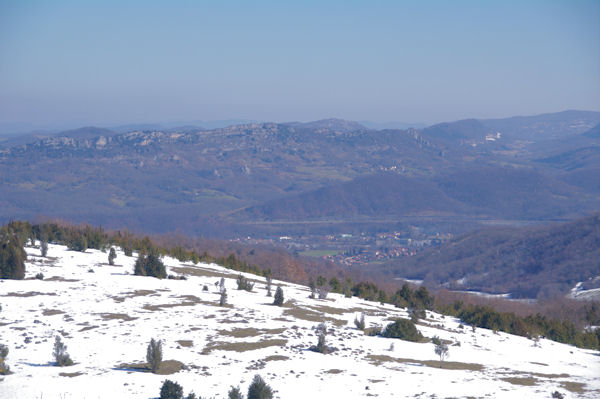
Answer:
top-left (1, 110), bottom-right (598, 237)
top-left (0, 242), bottom-right (598, 398)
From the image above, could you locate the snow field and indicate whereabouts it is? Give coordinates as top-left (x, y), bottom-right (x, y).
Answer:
top-left (0, 243), bottom-right (598, 398)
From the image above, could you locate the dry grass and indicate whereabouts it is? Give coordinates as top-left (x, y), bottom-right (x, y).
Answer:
top-left (202, 339), bottom-right (288, 354)
top-left (529, 371), bottom-right (570, 379)
top-left (143, 302), bottom-right (197, 311)
top-left (59, 372), bottom-right (83, 378)
top-left (263, 355), bottom-right (289, 362)
top-left (171, 265), bottom-right (265, 285)
top-left (176, 340), bottom-right (193, 347)
top-left (501, 377), bottom-right (539, 386)
top-left (111, 289), bottom-right (158, 303)
top-left (325, 369), bottom-right (343, 374)
top-left (78, 325), bottom-right (99, 332)
top-left (97, 313), bottom-right (137, 322)
top-left (305, 304), bottom-right (377, 316)
top-left (143, 295), bottom-right (229, 311)
top-left (2, 291), bottom-right (57, 297)
top-left (282, 306), bottom-right (346, 327)
top-left (559, 381), bottom-right (586, 393)
top-left (217, 327), bottom-right (286, 338)
top-left (529, 361), bottom-right (549, 366)
top-left (45, 276), bottom-right (80, 282)
top-left (500, 369), bottom-right (570, 379)
top-left (170, 265), bottom-right (234, 280)
top-left (116, 360), bottom-right (183, 375)
top-left (366, 354), bottom-right (484, 371)
top-left (42, 309), bottom-right (65, 316)
top-left (156, 360), bottom-right (184, 375)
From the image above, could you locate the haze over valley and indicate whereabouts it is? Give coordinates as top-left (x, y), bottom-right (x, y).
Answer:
top-left (1, 2), bottom-right (599, 398)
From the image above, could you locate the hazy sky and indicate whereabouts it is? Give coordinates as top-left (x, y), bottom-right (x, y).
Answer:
top-left (1, 0), bottom-right (599, 130)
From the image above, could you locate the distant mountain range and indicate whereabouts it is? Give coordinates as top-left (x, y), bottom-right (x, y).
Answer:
top-left (0, 110), bottom-right (598, 238)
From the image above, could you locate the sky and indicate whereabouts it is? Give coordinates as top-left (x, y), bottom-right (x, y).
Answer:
top-left (0, 0), bottom-right (599, 132)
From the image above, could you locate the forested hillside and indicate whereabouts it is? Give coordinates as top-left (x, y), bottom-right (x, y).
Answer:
top-left (375, 214), bottom-right (600, 299)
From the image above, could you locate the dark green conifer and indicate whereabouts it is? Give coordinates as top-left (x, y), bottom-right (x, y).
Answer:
top-left (160, 380), bottom-right (183, 399)
top-left (273, 286), bottom-right (284, 306)
top-left (108, 247), bottom-right (117, 265)
top-left (0, 233), bottom-right (26, 280)
top-left (247, 374), bottom-right (273, 399)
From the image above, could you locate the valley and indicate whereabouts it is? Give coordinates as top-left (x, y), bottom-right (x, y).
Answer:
top-left (1, 111), bottom-right (599, 300)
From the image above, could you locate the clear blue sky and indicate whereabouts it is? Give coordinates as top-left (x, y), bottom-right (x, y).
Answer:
top-left (1, 0), bottom-right (599, 131)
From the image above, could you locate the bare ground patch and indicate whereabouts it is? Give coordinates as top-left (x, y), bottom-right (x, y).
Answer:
top-left (170, 266), bottom-right (235, 280)
top-left (115, 360), bottom-right (183, 375)
top-left (59, 372), bottom-right (83, 378)
top-left (111, 289), bottom-right (158, 303)
top-left (202, 339), bottom-right (288, 354)
top-left (177, 340), bottom-right (193, 348)
top-left (79, 325), bottom-right (99, 332)
top-left (170, 266), bottom-right (266, 286)
top-left (499, 369), bottom-right (570, 379)
top-left (3, 291), bottom-right (57, 297)
top-left (263, 355), bottom-right (289, 362)
top-left (559, 381), bottom-right (586, 393)
top-left (501, 377), bottom-right (539, 386)
top-left (45, 276), bottom-right (80, 282)
top-left (143, 295), bottom-right (228, 311)
top-left (325, 369), bottom-right (343, 374)
top-left (218, 327), bottom-right (286, 338)
top-left (42, 309), bottom-right (65, 316)
top-left (365, 354), bottom-right (484, 371)
top-left (306, 304), bottom-right (386, 317)
top-left (97, 313), bottom-right (137, 322)
top-left (529, 361), bottom-right (549, 366)
top-left (283, 306), bottom-right (346, 327)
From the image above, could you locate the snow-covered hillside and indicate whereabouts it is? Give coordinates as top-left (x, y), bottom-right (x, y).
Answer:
top-left (1, 243), bottom-right (599, 398)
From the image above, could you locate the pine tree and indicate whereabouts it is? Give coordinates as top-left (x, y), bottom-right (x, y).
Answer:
top-left (123, 245), bottom-right (133, 257)
top-left (228, 386), bottom-right (244, 399)
top-left (53, 335), bottom-right (73, 366)
top-left (236, 274), bottom-right (254, 291)
top-left (108, 247), bottom-right (117, 265)
top-left (0, 344), bottom-right (10, 375)
top-left (382, 319), bottom-right (423, 342)
top-left (354, 313), bottom-right (365, 330)
top-left (219, 288), bottom-right (228, 307)
top-left (160, 380), bottom-right (183, 399)
top-left (247, 374), bottom-right (273, 399)
top-left (313, 322), bottom-right (330, 354)
top-left (147, 338), bottom-right (163, 373)
top-left (40, 240), bottom-right (48, 257)
top-left (316, 275), bottom-right (326, 287)
top-left (134, 251), bottom-right (166, 279)
top-left (0, 233), bottom-right (26, 280)
top-left (68, 234), bottom-right (87, 252)
top-left (273, 286), bottom-right (284, 306)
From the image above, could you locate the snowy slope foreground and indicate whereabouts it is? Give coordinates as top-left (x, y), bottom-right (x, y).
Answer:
top-left (1, 244), bottom-right (599, 398)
